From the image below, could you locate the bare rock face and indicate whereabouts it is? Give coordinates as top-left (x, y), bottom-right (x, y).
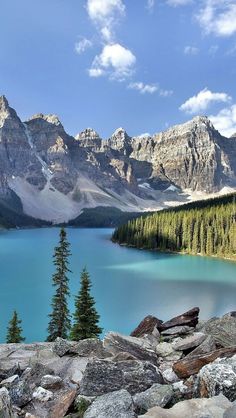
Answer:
top-left (0, 96), bottom-right (39, 189)
top-left (131, 117), bottom-right (235, 192)
top-left (106, 128), bottom-right (132, 156)
top-left (75, 128), bottom-right (102, 149)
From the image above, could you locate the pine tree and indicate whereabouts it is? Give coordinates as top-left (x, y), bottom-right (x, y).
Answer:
top-left (70, 267), bottom-right (102, 341)
top-left (46, 228), bottom-right (71, 342)
top-left (6, 311), bottom-right (25, 343)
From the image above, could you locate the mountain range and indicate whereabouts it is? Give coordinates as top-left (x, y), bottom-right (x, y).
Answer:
top-left (0, 95), bottom-right (236, 224)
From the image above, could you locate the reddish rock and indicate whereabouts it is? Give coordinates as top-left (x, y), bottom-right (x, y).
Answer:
top-left (131, 316), bottom-right (163, 337)
top-left (49, 388), bottom-right (77, 417)
top-left (173, 346), bottom-right (236, 379)
top-left (159, 308), bottom-right (199, 332)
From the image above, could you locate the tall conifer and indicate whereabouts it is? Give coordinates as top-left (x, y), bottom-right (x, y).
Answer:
top-left (6, 311), bottom-right (25, 343)
top-left (46, 228), bottom-right (71, 342)
top-left (70, 267), bottom-right (102, 341)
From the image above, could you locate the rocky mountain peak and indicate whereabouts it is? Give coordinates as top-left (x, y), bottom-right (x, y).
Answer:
top-left (152, 116), bottom-right (218, 144)
top-left (111, 127), bottom-right (129, 139)
top-left (28, 113), bottom-right (62, 127)
top-left (191, 115), bottom-right (216, 130)
top-left (0, 95), bottom-right (9, 110)
top-left (75, 128), bottom-right (101, 141)
top-left (0, 95), bottom-right (20, 128)
top-left (107, 127), bottom-right (132, 154)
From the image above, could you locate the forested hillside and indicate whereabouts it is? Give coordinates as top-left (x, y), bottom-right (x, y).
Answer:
top-left (112, 193), bottom-right (236, 259)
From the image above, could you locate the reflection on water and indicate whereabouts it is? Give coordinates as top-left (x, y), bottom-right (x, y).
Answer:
top-left (0, 227), bottom-right (235, 342)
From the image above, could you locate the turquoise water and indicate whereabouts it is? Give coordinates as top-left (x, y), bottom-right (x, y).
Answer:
top-left (0, 227), bottom-right (236, 343)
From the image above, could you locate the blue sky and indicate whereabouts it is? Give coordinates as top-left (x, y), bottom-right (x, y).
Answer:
top-left (0, 0), bottom-right (236, 137)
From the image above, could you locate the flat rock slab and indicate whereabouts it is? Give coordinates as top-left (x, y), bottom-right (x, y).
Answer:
top-left (172, 333), bottom-right (206, 351)
top-left (173, 346), bottom-right (236, 379)
top-left (185, 335), bottom-right (216, 357)
top-left (161, 326), bottom-right (193, 337)
top-left (202, 316), bottom-right (236, 348)
top-left (104, 332), bottom-right (158, 364)
top-left (53, 337), bottom-right (111, 358)
top-left (0, 343), bottom-right (57, 379)
top-left (159, 308), bottom-right (199, 332)
top-left (80, 359), bottom-right (163, 396)
top-left (84, 389), bottom-right (136, 418)
top-left (139, 394), bottom-right (231, 418)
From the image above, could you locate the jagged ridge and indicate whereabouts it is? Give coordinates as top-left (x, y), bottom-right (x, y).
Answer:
top-left (0, 95), bottom-right (236, 223)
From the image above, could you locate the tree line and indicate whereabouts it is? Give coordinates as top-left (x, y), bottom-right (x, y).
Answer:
top-left (112, 195), bottom-right (236, 259)
top-left (6, 228), bottom-right (102, 343)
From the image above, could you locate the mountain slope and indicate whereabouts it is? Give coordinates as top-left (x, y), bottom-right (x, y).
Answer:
top-left (0, 95), bottom-right (236, 224)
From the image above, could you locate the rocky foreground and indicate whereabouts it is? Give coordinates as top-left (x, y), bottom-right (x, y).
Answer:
top-left (1, 308), bottom-right (236, 417)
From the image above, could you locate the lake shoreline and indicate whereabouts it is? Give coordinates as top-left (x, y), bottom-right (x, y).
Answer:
top-left (112, 240), bottom-right (236, 262)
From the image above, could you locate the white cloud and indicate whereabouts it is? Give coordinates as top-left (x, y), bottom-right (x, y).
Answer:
top-left (89, 43), bottom-right (136, 80)
top-left (197, 0), bottom-right (236, 37)
top-left (75, 38), bottom-right (93, 54)
top-left (86, 0), bottom-right (125, 41)
top-left (147, 0), bottom-right (155, 11)
top-left (128, 82), bottom-right (158, 94)
top-left (88, 68), bottom-right (105, 77)
top-left (159, 89), bottom-right (174, 97)
top-left (180, 88), bottom-right (232, 114)
top-left (184, 46), bottom-right (199, 55)
top-left (210, 104), bottom-right (236, 137)
top-left (167, 0), bottom-right (192, 6)
top-left (128, 82), bottom-right (173, 96)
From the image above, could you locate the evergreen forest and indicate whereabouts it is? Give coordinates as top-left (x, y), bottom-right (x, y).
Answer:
top-left (112, 193), bottom-right (236, 259)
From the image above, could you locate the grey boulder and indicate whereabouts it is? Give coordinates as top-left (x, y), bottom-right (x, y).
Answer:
top-left (202, 316), bottom-right (236, 348)
top-left (84, 389), bottom-right (136, 418)
top-left (40, 374), bottom-right (63, 389)
top-left (104, 332), bottom-right (158, 364)
top-left (0, 387), bottom-right (14, 418)
top-left (133, 383), bottom-right (173, 414)
top-left (223, 402), bottom-right (236, 418)
top-left (186, 335), bottom-right (216, 357)
top-left (172, 333), bottom-right (206, 351)
top-left (80, 359), bottom-right (163, 396)
top-left (196, 355), bottom-right (236, 401)
top-left (139, 394), bottom-right (231, 418)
